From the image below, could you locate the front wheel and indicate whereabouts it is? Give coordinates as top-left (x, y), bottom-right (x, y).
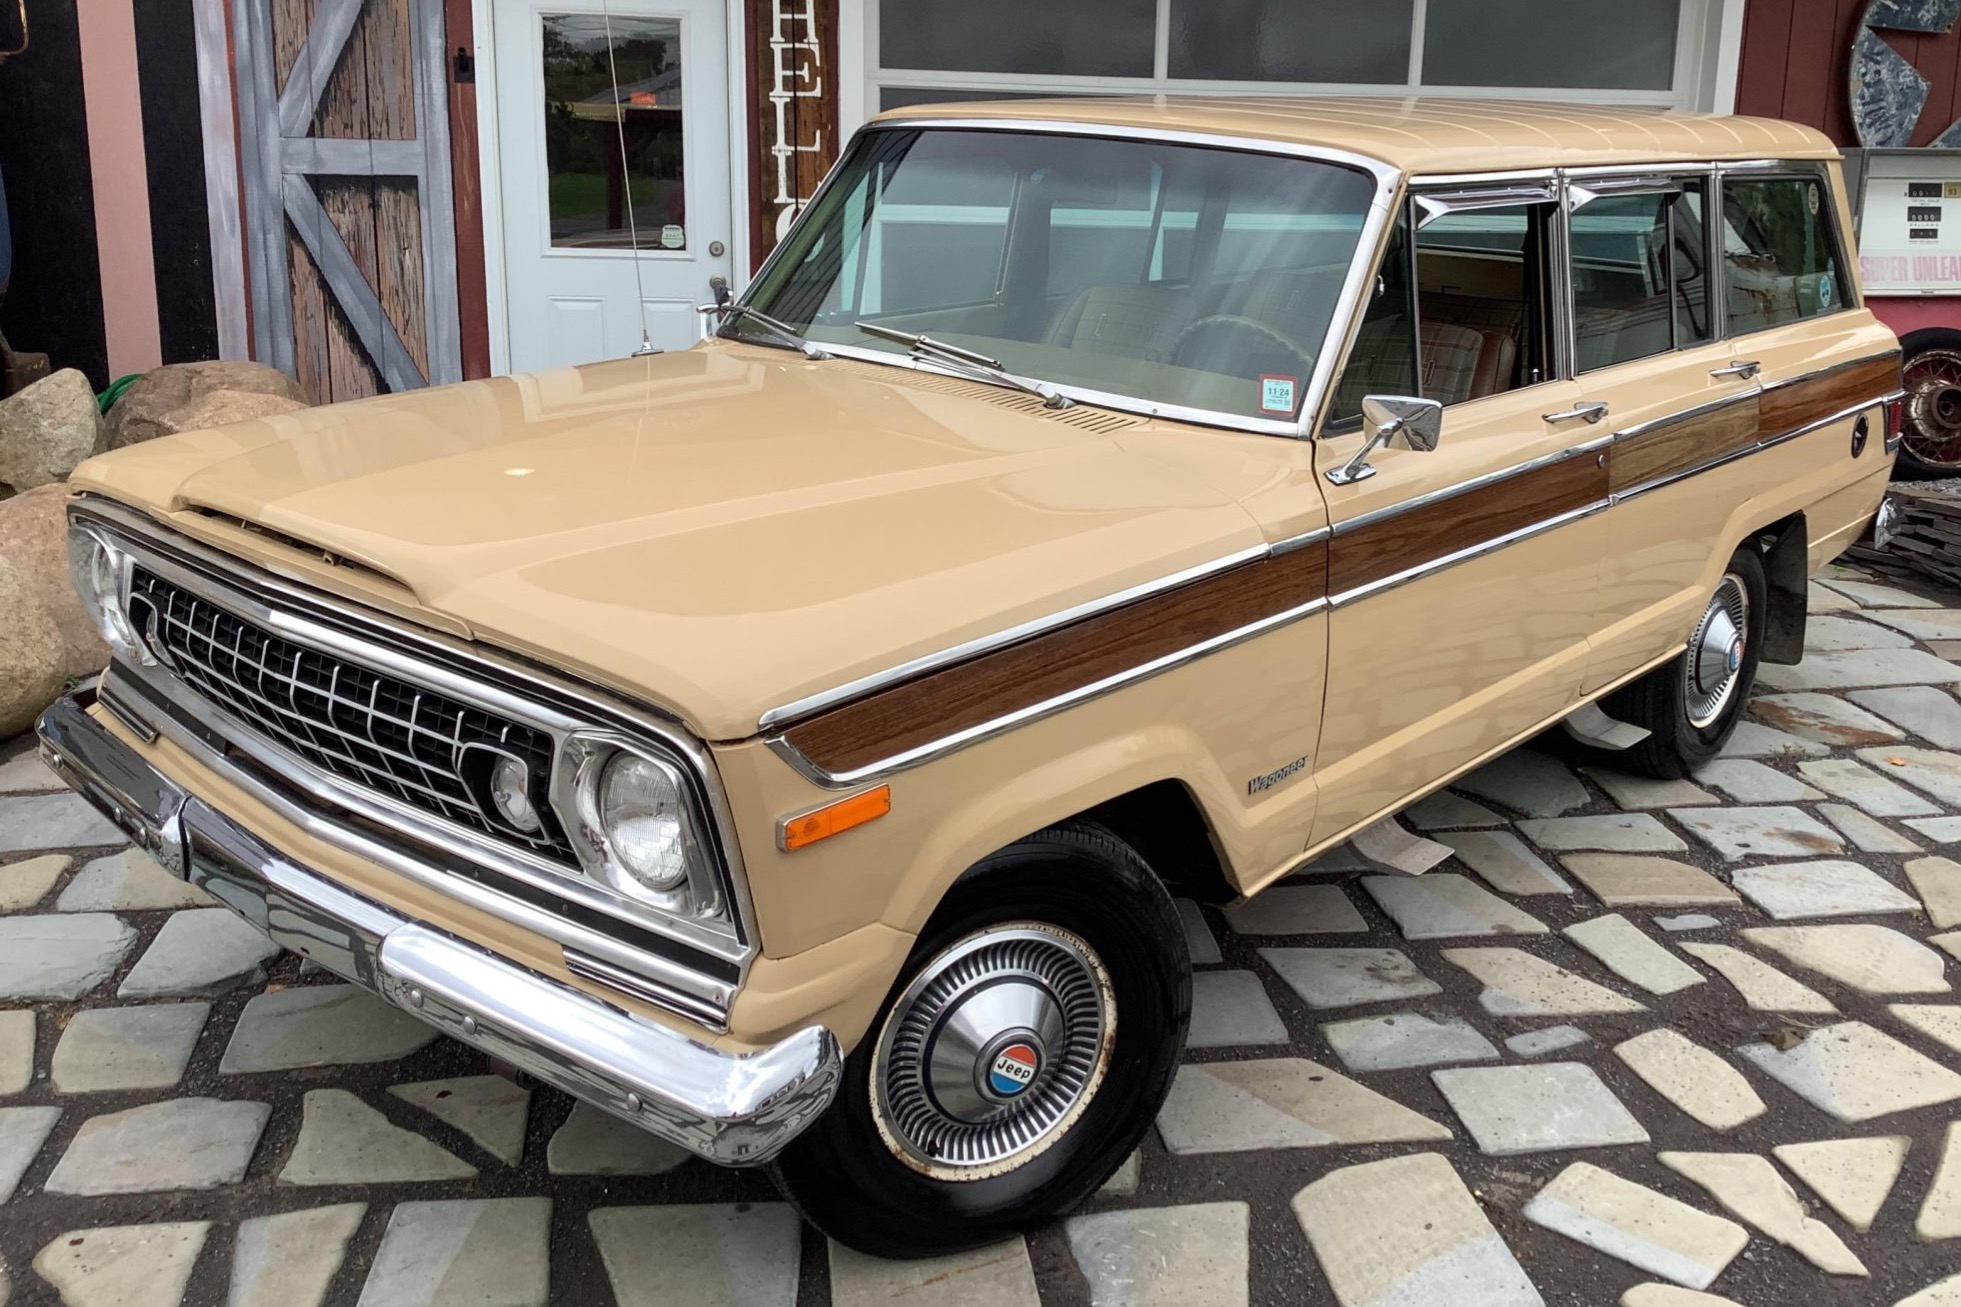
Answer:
top-left (1601, 544), bottom-right (1767, 779)
top-left (769, 821), bottom-right (1189, 1258)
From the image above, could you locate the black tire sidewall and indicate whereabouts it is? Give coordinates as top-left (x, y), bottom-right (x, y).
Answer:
top-left (1664, 546), bottom-right (1768, 769)
top-left (769, 823), bottom-right (1190, 1258)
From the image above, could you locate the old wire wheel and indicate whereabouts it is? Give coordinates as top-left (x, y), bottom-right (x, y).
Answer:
top-left (1903, 345), bottom-right (1961, 472)
top-left (1685, 572), bottom-right (1750, 729)
top-left (870, 922), bottom-right (1115, 1181)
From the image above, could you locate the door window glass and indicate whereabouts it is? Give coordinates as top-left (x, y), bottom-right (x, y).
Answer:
top-left (1721, 176), bottom-right (1850, 335)
top-left (1330, 213), bottom-right (1418, 423)
top-left (1412, 203), bottom-right (1555, 403)
top-left (1673, 182), bottom-right (1713, 346)
top-left (541, 14), bottom-right (685, 250)
top-left (1570, 192), bottom-right (1677, 371)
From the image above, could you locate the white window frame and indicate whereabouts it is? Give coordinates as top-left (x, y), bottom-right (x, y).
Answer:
top-left (846, 0), bottom-right (1744, 137)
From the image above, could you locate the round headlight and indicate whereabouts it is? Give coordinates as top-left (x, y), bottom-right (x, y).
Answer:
top-left (488, 754), bottom-right (541, 833)
top-left (597, 752), bottom-right (688, 894)
top-left (66, 529), bottom-right (144, 661)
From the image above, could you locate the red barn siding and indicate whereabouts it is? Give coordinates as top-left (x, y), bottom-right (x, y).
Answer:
top-left (1737, 0), bottom-right (1961, 146)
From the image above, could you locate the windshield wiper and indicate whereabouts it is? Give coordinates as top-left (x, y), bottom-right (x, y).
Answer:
top-left (854, 321), bottom-right (1073, 410)
top-left (702, 302), bottom-right (831, 359)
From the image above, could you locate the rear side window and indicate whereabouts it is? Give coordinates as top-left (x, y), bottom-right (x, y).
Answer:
top-left (1721, 176), bottom-right (1850, 335)
top-left (1569, 183), bottom-right (1713, 371)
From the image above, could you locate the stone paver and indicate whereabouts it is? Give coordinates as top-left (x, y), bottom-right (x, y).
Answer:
top-left (1516, 813), bottom-right (1688, 853)
top-left (1865, 608), bottom-right (1961, 638)
top-left (0, 1011), bottom-right (30, 1095)
top-left (1443, 947), bottom-right (1648, 1016)
top-left (1260, 947), bottom-right (1442, 1009)
top-left (1808, 582), bottom-right (1857, 614)
top-left (1732, 860), bottom-right (1924, 920)
top-left (0, 749), bottom-right (59, 793)
top-left (1613, 1030), bottom-right (1766, 1131)
top-left (1655, 914), bottom-right (1722, 932)
top-left (1909, 817), bottom-right (1961, 844)
top-left (1563, 915), bottom-right (1705, 995)
top-left (1719, 721), bottom-right (1831, 759)
top-left (0, 793), bottom-right (124, 852)
top-left (1221, 885), bottom-right (1366, 935)
top-left (1405, 791), bottom-right (1503, 830)
top-left (546, 1102), bottom-right (687, 1175)
top-left (32, 1222), bottom-right (210, 1307)
top-left (1752, 693), bottom-right (1907, 747)
top-left (1859, 746), bottom-right (1961, 806)
top-left (1560, 855), bottom-right (1740, 907)
top-left (831, 1239), bottom-right (1039, 1307)
top-left (118, 907), bottom-right (281, 998)
top-left (0, 1106), bottom-right (60, 1202)
top-left (1803, 614), bottom-right (1913, 650)
top-left (1584, 769), bottom-right (1719, 810)
top-left (50, 1003), bottom-right (208, 1093)
top-left (1066, 1202), bottom-right (1248, 1307)
top-left (1431, 1062), bottom-right (1648, 1156)
top-left (1758, 648), bottom-right (1961, 691)
top-left (1679, 942), bottom-right (1838, 1014)
top-left (1292, 1152), bottom-right (1541, 1307)
top-left (1907, 857), bottom-right (1961, 928)
top-left (1918, 1122), bottom-right (1961, 1242)
top-left (222, 984), bottom-right (438, 1073)
top-left (1939, 931), bottom-right (1961, 963)
top-left (1435, 830), bottom-right (1572, 896)
top-left (1320, 1012), bottom-right (1498, 1073)
top-left (1773, 1136), bottom-right (1911, 1233)
top-left (230, 1203), bottom-right (367, 1307)
top-left (1892, 1003), bottom-right (1961, 1057)
top-left (1506, 1025), bottom-right (1591, 1057)
top-left (45, 1097), bottom-right (269, 1195)
top-left (1188, 970), bottom-right (1289, 1048)
top-left (1523, 1162), bottom-right (1748, 1290)
top-left (1175, 899), bottom-right (1222, 965)
top-left (356, 1198), bottom-right (551, 1307)
top-left (389, 1075), bottom-right (531, 1166)
top-left (1902, 1273), bottom-right (1961, 1305)
top-left (1693, 759), bottom-right (1824, 804)
top-left (1852, 686), bottom-right (1961, 749)
top-left (281, 1089), bottom-right (475, 1186)
top-left (1156, 1058), bottom-right (1451, 1154)
top-left (590, 1204), bottom-right (800, 1307)
top-left (1798, 759), bottom-right (1941, 817)
top-left (1360, 874), bottom-right (1548, 940)
top-left (1819, 803), bottom-right (1924, 853)
top-left (0, 914), bottom-right (134, 1000)
top-left (1742, 925), bottom-right (1951, 996)
top-left (0, 854), bottom-right (65, 912)
top-left (54, 848), bottom-right (210, 912)
top-left (1659, 1151), bottom-right (1866, 1277)
top-left (1670, 806), bottom-right (1845, 860)
top-left (1820, 579), bottom-right (1940, 608)
top-left (1621, 1288), bottom-right (1742, 1306)
top-left (1736, 1022), bottom-right (1961, 1122)
top-left (1455, 750), bottom-right (1588, 818)
top-left (1099, 1151), bottom-right (1141, 1198)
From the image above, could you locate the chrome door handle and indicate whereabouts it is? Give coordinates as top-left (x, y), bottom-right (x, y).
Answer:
top-left (1711, 360), bottom-right (1762, 380)
top-left (1543, 402), bottom-right (1609, 425)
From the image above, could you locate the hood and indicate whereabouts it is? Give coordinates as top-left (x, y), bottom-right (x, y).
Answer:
top-left (72, 344), bottom-right (1267, 740)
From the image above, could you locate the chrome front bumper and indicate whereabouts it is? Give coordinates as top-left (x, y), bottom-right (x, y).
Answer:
top-left (35, 690), bottom-right (841, 1166)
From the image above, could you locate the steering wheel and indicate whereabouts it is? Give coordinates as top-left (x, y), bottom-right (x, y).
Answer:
top-left (1170, 314), bottom-right (1315, 377)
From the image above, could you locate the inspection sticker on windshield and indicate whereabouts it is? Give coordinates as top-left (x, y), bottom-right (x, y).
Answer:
top-left (1259, 375), bottom-right (1298, 415)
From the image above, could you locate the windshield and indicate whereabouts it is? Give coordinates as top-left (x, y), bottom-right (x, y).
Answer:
top-left (738, 127), bottom-right (1380, 423)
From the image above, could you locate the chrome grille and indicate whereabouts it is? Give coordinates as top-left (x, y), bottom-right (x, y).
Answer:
top-left (127, 566), bottom-right (577, 864)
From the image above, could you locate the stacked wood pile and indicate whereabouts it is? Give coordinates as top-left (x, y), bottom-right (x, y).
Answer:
top-left (1850, 482), bottom-right (1961, 589)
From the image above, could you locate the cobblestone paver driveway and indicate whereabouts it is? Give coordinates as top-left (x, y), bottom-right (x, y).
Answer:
top-left (6, 563), bottom-right (1961, 1306)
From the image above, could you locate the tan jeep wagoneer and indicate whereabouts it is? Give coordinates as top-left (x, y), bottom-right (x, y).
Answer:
top-left (38, 98), bottom-right (1904, 1254)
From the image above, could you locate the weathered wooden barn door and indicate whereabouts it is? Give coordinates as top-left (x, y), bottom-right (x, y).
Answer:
top-left (234, 0), bottom-right (462, 402)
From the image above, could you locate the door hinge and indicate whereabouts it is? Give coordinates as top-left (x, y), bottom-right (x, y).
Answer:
top-left (452, 46), bottom-right (475, 84)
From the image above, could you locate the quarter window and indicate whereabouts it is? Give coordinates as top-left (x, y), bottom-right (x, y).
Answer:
top-left (1720, 176), bottom-right (1850, 335)
top-left (1569, 182), bottom-right (1712, 371)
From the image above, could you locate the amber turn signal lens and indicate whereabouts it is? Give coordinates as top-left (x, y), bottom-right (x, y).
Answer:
top-left (779, 785), bottom-right (892, 851)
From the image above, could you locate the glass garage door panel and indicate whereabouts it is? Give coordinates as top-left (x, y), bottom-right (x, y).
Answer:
top-left (1169, 0), bottom-right (1413, 84)
top-left (541, 13), bottom-right (687, 250)
top-left (1423, 0), bottom-right (1681, 90)
top-left (879, 0), bottom-right (1156, 77)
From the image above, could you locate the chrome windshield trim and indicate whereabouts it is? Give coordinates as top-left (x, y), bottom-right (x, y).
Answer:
top-left (767, 593), bottom-right (1330, 788)
top-left (1332, 439), bottom-right (1608, 538)
top-left (739, 118), bottom-right (1404, 442)
top-left (758, 541), bottom-right (1270, 732)
top-left (1329, 499), bottom-right (1612, 608)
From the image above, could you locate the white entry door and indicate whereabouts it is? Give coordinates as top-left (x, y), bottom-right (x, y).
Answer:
top-left (493, 0), bottom-right (734, 371)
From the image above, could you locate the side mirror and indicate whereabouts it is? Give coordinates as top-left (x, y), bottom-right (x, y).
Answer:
top-left (1329, 395), bottom-right (1444, 485)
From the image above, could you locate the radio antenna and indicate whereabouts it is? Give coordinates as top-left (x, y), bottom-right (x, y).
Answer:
top-left (598, 0), bottom-right (656, 356)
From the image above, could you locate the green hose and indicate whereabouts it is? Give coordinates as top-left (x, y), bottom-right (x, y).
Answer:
top-left (97, 373), bottom-right (141, 414)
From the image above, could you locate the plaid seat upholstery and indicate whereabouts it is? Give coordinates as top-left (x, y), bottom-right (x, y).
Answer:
top-left (1576, 302), bottom-right (1673, 372)
top-left (1043, 284), bottom-right (1194, 361)
top-left (1333, 317), bottom-right (1496, 414)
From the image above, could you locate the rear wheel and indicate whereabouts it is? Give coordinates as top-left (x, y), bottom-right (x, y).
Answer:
top-left (1602, 544), bottom-right (1766, 779)
top-left (768, 821), bottom-right (1189, 1258)
top-left (1896, 327), bottom-right (1961, 479)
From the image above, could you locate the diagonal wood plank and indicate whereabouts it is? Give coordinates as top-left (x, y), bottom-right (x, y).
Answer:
top-left (282, 173), bottom-right (426, 391)
top-left (277, 0), bottom-right (365, 139)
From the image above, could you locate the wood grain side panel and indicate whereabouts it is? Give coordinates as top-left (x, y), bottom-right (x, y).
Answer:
top-left (783, 542), bottom-right (1328, 775)
top-left (1328, 453), bottom-right (1608, 597)
top-left (1609, 397), bottom-right (1760, 495)
top-left (1760, 355), bottom-right (1901, 438)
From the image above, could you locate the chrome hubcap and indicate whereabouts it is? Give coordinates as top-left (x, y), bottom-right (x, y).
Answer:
top-left (871, 924), bottom-right (1114, 1180)
top-left (1686, 574), bottom-right (1749, 729)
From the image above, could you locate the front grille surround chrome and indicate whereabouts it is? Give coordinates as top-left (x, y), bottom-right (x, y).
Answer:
top-left (69, 495), bottom-right (756, 1026)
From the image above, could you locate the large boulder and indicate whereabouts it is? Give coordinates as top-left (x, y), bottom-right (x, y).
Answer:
top-left (0, 369), bottom-right (104, 493)
top-left (0, 484), bottom-right (109, 680)
top-left (0, 555), bottom-right (68, 738)
top-left (105, 361), bottom-right (305, 450)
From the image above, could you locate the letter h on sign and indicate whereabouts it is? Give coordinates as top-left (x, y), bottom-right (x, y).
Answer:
top-left (770, 0), bottom-right (826, 240)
